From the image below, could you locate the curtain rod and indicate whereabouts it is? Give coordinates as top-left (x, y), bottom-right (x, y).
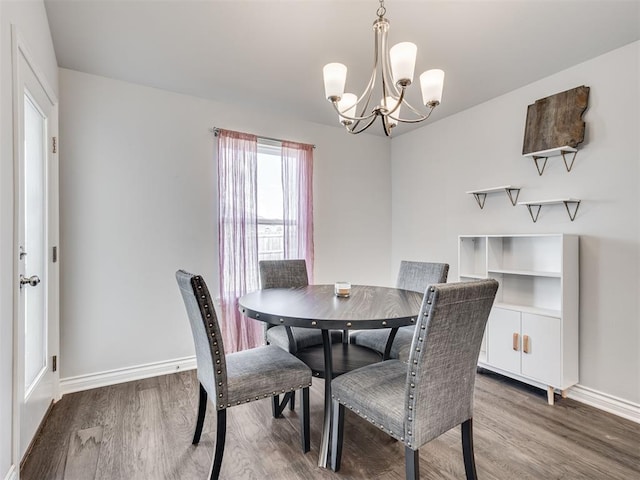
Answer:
top-left (210, 127), bottom-right (315, 149)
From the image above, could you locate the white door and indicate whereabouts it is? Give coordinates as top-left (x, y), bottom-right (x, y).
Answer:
top-left (13, 31), bottom-right (59, 460)
top-left (521, 313), bottom-right (561, 387)
top-left (486, 307), bottom-right (521, 374)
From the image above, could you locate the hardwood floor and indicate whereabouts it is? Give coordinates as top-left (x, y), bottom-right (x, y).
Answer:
top-left (21, 370), bottom-right (640, 480)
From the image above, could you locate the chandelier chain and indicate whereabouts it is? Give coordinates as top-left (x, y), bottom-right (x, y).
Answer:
top-left (376, 0), bottom-right (386, 18)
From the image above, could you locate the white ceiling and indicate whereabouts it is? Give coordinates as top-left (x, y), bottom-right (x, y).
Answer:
top-left (44, 0), bottom-right (640, 136)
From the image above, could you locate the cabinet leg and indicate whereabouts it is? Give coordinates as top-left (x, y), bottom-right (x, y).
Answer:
top-left (547, 386), bottom-right (555, 405)
top-left (561, 389), bottom-right (568, 399)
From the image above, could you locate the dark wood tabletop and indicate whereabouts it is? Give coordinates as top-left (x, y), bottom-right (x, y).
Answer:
top-left (239, 284), bottom-right (423, 330)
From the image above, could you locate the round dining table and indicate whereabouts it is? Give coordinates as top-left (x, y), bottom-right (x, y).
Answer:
top-left (238, 284), bottom-right (423, 468)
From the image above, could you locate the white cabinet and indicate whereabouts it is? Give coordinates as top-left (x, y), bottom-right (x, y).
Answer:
top-left (458, 234), bottom-right (579, 404)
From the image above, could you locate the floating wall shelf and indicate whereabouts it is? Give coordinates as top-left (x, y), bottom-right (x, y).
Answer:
top-left (466, 185), bottom-right (521, 209)
top-left (518, 198), bottom-right (581, 222)
top-left (523, 146), bottom-right (578, 175)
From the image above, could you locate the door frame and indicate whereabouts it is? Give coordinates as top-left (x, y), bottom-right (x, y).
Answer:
top-left (11, 24), bottom-right (60, 468)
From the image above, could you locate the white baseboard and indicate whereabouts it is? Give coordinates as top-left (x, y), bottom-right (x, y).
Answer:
top-left (568, 385), bottom-right (640, 424)
top-left (59, 356), bottom-right (197, 395)
top-left (3, 464), bottom-right (17, 480)
top-left (57, 357), bottom-right (639, 425)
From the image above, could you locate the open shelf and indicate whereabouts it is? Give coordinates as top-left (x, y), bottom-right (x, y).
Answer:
top-left (466, 185), bottom-right (521, 209)
top-left (523, 146), bottom-right (578, 175)
top-left (459, 236), bottom-right (487, 277)
top-left (517, 198), bottom-right (581, 222)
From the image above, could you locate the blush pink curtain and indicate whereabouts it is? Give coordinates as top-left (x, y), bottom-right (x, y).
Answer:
top-left (217, 129), bottom-right (263, 352)
top-left (281, 141), bottom-right (315, 283)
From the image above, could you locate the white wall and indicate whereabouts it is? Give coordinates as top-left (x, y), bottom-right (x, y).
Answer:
top-left (0, 1), bottom-right (58, 477)
top-left (391, 42), bottom-right (639, 404)
top-left (58, 68), bottom-right (391, 380)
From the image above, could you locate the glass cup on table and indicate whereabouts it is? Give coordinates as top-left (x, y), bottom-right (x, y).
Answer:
top-left (334, 282), bottom-right (351, 298)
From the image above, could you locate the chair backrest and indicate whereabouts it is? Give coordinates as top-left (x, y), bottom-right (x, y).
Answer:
top-left (405, 279), bottom-right (498, 449)
top-left (259, 259), bottom-right (309, 289)
top-left (396, 261), bottom-right (449, 293)
top-left (176, 270), bottom-right (228, 408)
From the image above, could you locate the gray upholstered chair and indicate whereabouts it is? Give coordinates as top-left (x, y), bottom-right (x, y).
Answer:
top-left (176, 270), bottom-right (312, 480)
top-left (331, 279), bottom-right (499, 480)
top-left (259, 259), bottom-right (342, 414)
top-left (350, 261), bottom-right (449, 360)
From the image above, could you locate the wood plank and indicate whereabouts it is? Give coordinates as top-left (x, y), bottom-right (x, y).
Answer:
top-left (522, 85), bottom-right (589, 154)
top-left (64, 426), bottom-right (103, 480)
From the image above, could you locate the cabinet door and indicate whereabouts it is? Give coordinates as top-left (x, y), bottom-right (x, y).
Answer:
top-left (521, 313), bottom-right (561, 386)
top-left (487, 308), bottom-right (521, 374)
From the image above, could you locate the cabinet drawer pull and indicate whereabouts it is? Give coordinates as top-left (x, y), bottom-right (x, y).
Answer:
top-left (512, 333), bottom-right (519, 351)
top-left (523, 335), bottom-right (530, 354)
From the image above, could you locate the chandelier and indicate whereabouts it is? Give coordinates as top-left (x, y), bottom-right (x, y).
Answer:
top-left (322, 0), bottom-right (445, 136)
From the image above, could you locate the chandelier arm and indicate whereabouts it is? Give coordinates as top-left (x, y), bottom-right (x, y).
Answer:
top-left (400, 96), bottom-right (429, 117)
top-left (381, 116), bottom-right (392, 137)
top-left (346, 114), bottom-right (379, 135)
top-left (379, 19), bottom-right (392, 102)
top-left (387, 105), bottom-right (436, 123)
top-left (380, 19), bottom-right (407, 103)
top-left (330, 100), bottom-right (377, 123)
top-left (353, 60), bottom-right (379, 119)
top-left (384, 87), bottom-right (406, 117)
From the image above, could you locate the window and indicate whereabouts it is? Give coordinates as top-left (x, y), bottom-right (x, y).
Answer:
top-left (257, 141), bottom-right (285, 261)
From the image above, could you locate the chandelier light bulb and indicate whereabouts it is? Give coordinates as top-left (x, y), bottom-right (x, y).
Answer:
top-left (390, 42), bottom-right (417, 87)
top-left (420, 69), bottom-right (445, 107)
top-left (337, 93), bottom-right (358, 125)
top-left (323, 63), bottom-right (348, 101)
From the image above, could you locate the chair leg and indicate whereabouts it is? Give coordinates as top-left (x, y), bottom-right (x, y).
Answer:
top-left (193, 382), bottom-right (207, 444)
top-left (461, 418), bottom-right (478, 480)
top-left (330, 400), bottom-right (345, 472)
top-left (405, 446), bottom-right (420, 480)
top-left (272, 392), bottom-right (294, 418)
top-left (300, 387), bottom-right (310, 453)
top-left (289, 390), bottom-right (296, 411)
top-left (209, 409), bottom-right (227, 480)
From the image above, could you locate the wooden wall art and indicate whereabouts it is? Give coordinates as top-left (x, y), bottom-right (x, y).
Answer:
top-left (522, 86), bottom-right (590, 155)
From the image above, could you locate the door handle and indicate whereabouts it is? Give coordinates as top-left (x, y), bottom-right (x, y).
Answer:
top-left (20, 274), bottom-right (41, 287)
top-left (512, 332), bottom-right (519, 351)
